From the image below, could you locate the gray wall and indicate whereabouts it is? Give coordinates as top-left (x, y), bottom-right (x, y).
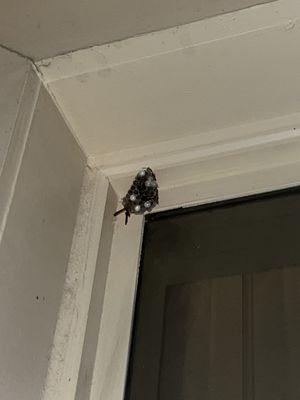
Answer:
top-left (0, 85), bottom-right (86, 399)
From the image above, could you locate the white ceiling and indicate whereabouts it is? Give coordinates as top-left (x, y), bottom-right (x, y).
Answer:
top-left (38, 0), bottom-right (300, 164)
top-left (1, 0), bottom-right (274, 60)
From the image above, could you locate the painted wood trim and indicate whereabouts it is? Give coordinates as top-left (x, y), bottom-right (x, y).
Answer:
top-left (36, 0), bottom-right (298, 83)
top-left (107, 126), bottom-right (300, 203)
top-left (41, 169), bottom-right (110, 400)
top-left (89, 216), bottom-right (144, 400)
top-left (41, 121), bottom-right (300, 400)
top-left (89, 155), bottom-right (300, 400)
top-left (0, 66), bottom-right (40, 243)
top-left (88, 112), bottom-right (300, 172)
top-left (32, 1), bottom-right (300, 392)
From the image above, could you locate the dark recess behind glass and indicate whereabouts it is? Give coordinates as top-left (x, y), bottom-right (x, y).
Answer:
top-left (125, 186), bottom-right (300, 400)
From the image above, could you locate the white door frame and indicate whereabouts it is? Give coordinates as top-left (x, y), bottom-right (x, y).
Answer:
top-left (37, 0), bottom-right (300, 395)
top-left (41, 121), bottom-right (300, 400)
top-left (96, 135), bottom-right (300, 400)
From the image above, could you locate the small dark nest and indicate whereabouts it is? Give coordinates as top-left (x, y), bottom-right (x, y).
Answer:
top-left (114, 167), bottom-right (159, 224)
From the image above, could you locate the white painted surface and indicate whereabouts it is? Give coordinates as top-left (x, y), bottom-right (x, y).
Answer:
top-left (75, 183), bottom-right (117, 400)
top-left (108, 126), bottom-right (300, 205)
top-left (0, 86), bottom-right (85, 400)
top-left (38, 0), bottom-right (293, 85)
top-left (92, 145), bottom-right (300, 400)
top-left (0, 0), bottom-right (274, 60)
top-left (99, 114), bottom-right (300, 178)
top-left (37, 0), bottom-right (300, 161)
top-left (41, 169), bottom-right (110, 400)
top-left (31, 4), bottom-right (300, 399)
top-left (0, 47), bottom-right (29, 175)
top-left (0, 66), bottom-right (40, 242)
top-left (89, 216), bottom-right (144, 400)
top-left (1, 2), bottom-right (300, 400)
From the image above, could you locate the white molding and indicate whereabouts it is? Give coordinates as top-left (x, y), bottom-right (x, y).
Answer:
top-left (39, 115), bottom-right (300, 400)
top-left (0, 65), bottom-right (40, 243)
top-left (34, 0), bottom-right (300, 165)
top-left (32, 1), bottom-right (300, 396)
top-left (77, 130), bottom-right (300, 400)
top-left (36, 0), bottom-right (299, 83)
top-left (32, 63), bottom-right (88, 160)
top-left (41, 168), bottom-right (110, 400)
top-left (89, 216), bottom-right (144, 400)
top-left (87, 168), bottom-right (300, 400)
top-left (157, 162), bottom-right (300, 212)
top-left (88, 112), bottom-right (300, 173)
top-left (92, 161), bottom-right (300, 400)
top-left (105, 124), bottom-right (300, 201)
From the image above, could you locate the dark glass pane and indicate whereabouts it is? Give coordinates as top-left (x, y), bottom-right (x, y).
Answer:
top-left (125, 188), bottom-right (300, 400)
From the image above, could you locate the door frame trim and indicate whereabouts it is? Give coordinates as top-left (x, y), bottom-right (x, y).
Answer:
top-left (41, 122), bottom-right (300, 400)
top-left (87, 127), bottom-right (300, 400)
